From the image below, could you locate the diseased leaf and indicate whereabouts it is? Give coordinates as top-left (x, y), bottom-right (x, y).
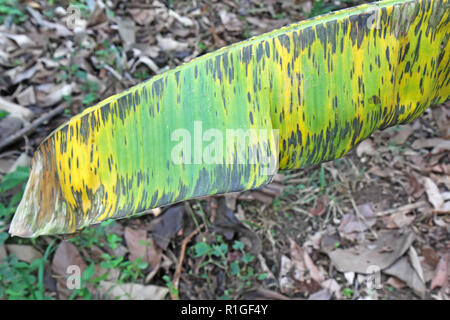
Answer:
top-left (9, 0), bottom-right (450, 237)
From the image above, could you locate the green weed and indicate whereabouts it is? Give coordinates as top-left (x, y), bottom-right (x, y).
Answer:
top-left (0, 0), bottom-right (27, 25)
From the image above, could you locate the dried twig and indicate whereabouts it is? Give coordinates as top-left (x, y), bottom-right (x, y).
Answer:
top-left (376, 201), bottom-right (427, 217)
top-left (171, 226), bottom-right (202, 300)
top-left (0, 103), bottom-right (68, 152)
top-left (349, 194), bottom-right (378, 239)
top-left (431, 209), bottom-right (450, 215)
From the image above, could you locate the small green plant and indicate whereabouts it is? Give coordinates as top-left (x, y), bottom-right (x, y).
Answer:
top-left (0, 166), bottom-right (29, 194)
top-left (94, 41), bottom-right (123, 72)
top-left (0, 110), bottom-right (8, 119)
top-left (80, 80), bottom-right (100, 106)
top-left (197, 41), bottom-right (209, 52)
top-left (307, 0), bottom-right (339, 18)
top-left (189, 236), bottom-right (267, 297)
top-left (0, 166), bottom-right (29, 221)
top-left (68, 263), bottom-right (108, 300)
top-left (0, 0), bottom-right (27, 25)
top-left (106, 233), bottom-right (122, 250)
top-left (271, 12), bottom-right (286, 20)
top-left (59, 65), bottom-right (101, 110)
top-left (69, 220), bottom-right (115, 249)
top-left (0, 165), bottom-right (31, 282)
top-left (342, 287), bottom-right (354, 299)
top-left (100, 253), bottom-right (148, 283)
top-left (163, 275), bottom-right (179, 299)
top-left (0, 255), bottom-right (44, 299)
top-left (134, 70), bottom-right (151, 81)
top-left (0, 240), bottom-right (55, 300)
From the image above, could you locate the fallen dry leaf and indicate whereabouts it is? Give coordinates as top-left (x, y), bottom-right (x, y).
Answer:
top-left (6, 244), bottom-right (42, 263)
top-left (39, 83), bottom-right (73, 107)
top-left (423, 177), bottom-right (444, 209)
top-left (338, 203), bottom-right (376, 240)
top-left (320, 232), bottom-right (341, 254)
top-left (151, 204), bottom-right (184, 250)
top-left (420, 256), bottom-right (437, 283)
top-left (99, 281), bottom-right (168, 300)
top-left (321, 278), bottom-right (341, 299)
top-left (116, 17), bottom-right (136, 49)
top-left (412, 138), bottom-right (450, 154)
top-left (4, 64), bottom-right (38, 85)
top-left (431, 140), bottom-right (450, 154)
top-left (16, 86), bottom-right (36, 106)
top-left (0, 117), bottom-right (22, 141)
top-left (128, 9), bottom-right (155, 25)
top-left (124, 227), bottom-right (147, 262)
top-left (0, 96), bottom-right (34, 122)
top-left (211, 198), bottom-right (262, 255)
top-left (328, 230), bottom-right (415, 273)
top-left (406, 172), bottom-right (425, 199)
top-left (124, 227), bottom-right (162, 270)
top-left (52, 241), bottom-right (87, 275)
top-left (308, 288), bottom-right (331, 300)
top-left (386, 276), bottom-right (407, 290)
top-left (169, 9), bottom-right (194, 27)
top-left (218, 10), bottom-right (244, 33)
top-left (52, 241), bottom-right (87, 299)
top-left (132, 56), bottom-right (159, 74)
top-left (289, 238), bottom-right (325, 284)
top-left (303, 230), bottom-right (326, 251)
top-left (390, 125), bottom-right (414, 145)
top-left (356, 139), bottom-right (376, 157)
top-left (368, 165), bottom-right (394, 178)
top-left (26, 6), bottom-right (72, 37)
top-left (384, 257), bottom-right (426, 298)
top-left (4, 33), bottom-right (36, 47)
top-left (308, 195), bottom-right (329, 217)
top-left (241, 288), bottom-right (290, 300)
top-left (431, 105), bottom-right (450, 136)
top-left (422, 246), bottom-right (440, 268)
top-left (430, 256), bottom-right (449, 291)
top-left (383, 211), bottom-right (415, 229)
top-left (279, 255), bottom-right (295, 295)
top-left (156, 35), bottom-right (189, 52)
top-left (408, 247), bottom-right (425, 283)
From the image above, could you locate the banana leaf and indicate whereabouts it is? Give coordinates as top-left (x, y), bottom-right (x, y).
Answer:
top-left (10, 0), bottom-right (450, 237)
